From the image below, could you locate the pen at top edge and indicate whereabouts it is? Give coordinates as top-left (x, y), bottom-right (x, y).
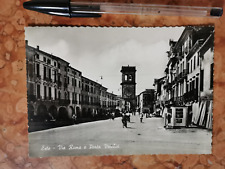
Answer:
top-left (23, 0), bottom-right (223, 18)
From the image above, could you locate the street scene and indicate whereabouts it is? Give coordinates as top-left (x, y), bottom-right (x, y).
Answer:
top-left (29, 115), bottom-right (211, 157)
top-left (25, 26), bottom-right (214, 156)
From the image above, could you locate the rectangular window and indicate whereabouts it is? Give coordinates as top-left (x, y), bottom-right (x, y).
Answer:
top-left (197, 55), bottom-right (200, 66)
top-left (72, 78), bottom-right (74, 86)
top-left (196, 77), bottom-right (199, 97)
top-left (35, 54), bottom-right (39, 59)
top-left (47, 59), bottom-right (51, 64)
top-left (72, 92), bottom-right (75, 101)
top-left (44, 86), bottom-right (47, 99)
top-left (192, 79), bottom-right (195, 91)
top-left (54, 62), bottom-right (56, 67)
top-left (190, 60), bottom-right (192, 73)
top-left (49, 87), bottom-right (51, 99)
top-left (54, 70), bottom-right (57, 82)
top-left (49, 68), bottom-right (51, 80)
top-left (194, 56), bottom-right (196, 70)
top-left (200, 70), bottom-right (204, 91)
top-left (44, 66), bottom-right (47, 79)
top-left (55, 88), bottom-right (57, 100)
top-left (58, 63), bottom-right (60, 69)
top-left (187, 62), bottom-right (189, 74)
top-left (75, 93), bottom-right (77, 101)
top-left (67, 77), bottom-right (70, 84)
top-left (36, 63), bottom-right (40, 76)
top-left (37, 84), bottom-right (40, 99)
top-left (43, 57), bottom-right (46, 62)
top-left (210, 63), bottom-right (214, 89)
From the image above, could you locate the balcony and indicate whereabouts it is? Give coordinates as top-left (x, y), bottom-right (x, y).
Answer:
top-left (35, 75), bottom-right (41, 82)
top-left (53, 79), bottom-right (58, 84)
top-left (43, 77), bottom-right (52, 82)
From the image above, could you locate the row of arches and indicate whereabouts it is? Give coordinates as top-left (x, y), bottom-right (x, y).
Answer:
top-left (28, 104), bottom-right (81, 122)
top-left (28, 104), bottom-right (118, 124)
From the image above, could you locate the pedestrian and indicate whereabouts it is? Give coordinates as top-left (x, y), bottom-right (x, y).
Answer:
top-left (72, 113), bottom-right (77, 124)
top-left (126, 111), bottom-right (130, 122)
top-left (111, 112), bottom-right (115, 120)
top-left (140, 113), bottom-right (144, 123)
top-left (122, 113), bottom-right (127, 128)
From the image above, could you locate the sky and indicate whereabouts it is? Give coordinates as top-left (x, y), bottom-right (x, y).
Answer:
top-left (25, 27), bottom-right (184, 96)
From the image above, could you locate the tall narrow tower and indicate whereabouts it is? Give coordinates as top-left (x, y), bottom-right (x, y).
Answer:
top-left (120, 66), bottom-right (136, 111)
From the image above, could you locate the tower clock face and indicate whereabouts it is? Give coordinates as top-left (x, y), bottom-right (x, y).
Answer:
top-left (124, 86), bottom-right (133, 98)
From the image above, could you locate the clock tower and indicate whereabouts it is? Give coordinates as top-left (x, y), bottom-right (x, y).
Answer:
top-left (120, 66), bottom-right (136, 111)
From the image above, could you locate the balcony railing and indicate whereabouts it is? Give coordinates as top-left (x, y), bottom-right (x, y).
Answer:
top-left (43, 77), bottom-right (52, 82)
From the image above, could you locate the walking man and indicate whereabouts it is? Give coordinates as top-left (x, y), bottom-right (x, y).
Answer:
top-left (140, 113), bottom-right (144, 123)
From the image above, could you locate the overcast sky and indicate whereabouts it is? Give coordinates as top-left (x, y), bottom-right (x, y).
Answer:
top-left (25, 27), bottom-right (184, 95)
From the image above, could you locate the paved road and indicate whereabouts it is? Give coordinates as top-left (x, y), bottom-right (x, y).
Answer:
top-left (29, 115), bottom-right (212, 157)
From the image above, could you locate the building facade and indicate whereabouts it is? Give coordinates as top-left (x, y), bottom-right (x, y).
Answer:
top-left (153, 77), bottom-right (167, 113)
top-left (161, 27), bottom-right (214, 129)
top-left (137, 89), bottom-right (155, 116)
top-left (26, 42), bottom-right (118, 125)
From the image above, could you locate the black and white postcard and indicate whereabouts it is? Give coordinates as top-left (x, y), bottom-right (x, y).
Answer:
top-left (25, 26), bottom-right (214, 157)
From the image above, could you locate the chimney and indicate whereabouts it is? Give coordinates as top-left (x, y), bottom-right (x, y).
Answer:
top-left (37, 45), bottom-right (39, 50)
top-left (25, 40), bottom-right (28, 46)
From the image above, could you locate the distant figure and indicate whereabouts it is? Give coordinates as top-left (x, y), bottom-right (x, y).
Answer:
top-left (126, 112), bottom-right (130, 122)
top-left (111, 112), bottom-right (115, 120)
top-left (122, 113), bottom-right (127, 128)
top-left (72, 114), bottom-right (77, 124)
top-left (140, 113), bottom-right (144, 123)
